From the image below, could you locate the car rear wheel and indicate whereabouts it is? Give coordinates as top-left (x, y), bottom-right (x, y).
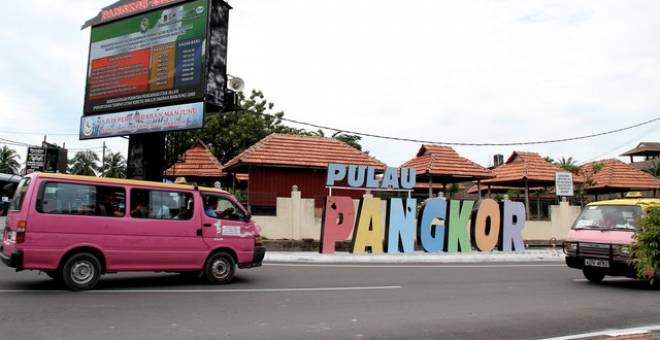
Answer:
top-left (60, 252), bottom-right (102, 291)
top-left (583, 268), bottom-right (605, 283)
top-left (204, 252), bottom-right (236, 284)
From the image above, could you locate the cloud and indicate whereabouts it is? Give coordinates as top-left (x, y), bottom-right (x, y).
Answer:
top-left (1, 0), bottom-right (659, 169)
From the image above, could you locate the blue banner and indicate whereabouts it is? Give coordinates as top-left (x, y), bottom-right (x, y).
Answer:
top-left (79, 102), bottom-right (204, 139)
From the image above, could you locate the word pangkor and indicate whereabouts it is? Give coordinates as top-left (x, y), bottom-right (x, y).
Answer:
top-left (321, 164), bottom-right (526, 254)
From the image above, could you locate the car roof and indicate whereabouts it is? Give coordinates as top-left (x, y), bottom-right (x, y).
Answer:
top-left (28, 172), bottom-right (228, 194)
top-left (587, 198), bottom-right (660, 210)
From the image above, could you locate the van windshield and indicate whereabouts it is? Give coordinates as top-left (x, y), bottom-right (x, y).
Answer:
top-left (9, 177), bottom-right (30, 211)
top-left (573, 205), bottom-right (642, 231)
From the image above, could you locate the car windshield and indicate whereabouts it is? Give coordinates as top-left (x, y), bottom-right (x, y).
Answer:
top-left (572, 205), bottom-right (642, 231)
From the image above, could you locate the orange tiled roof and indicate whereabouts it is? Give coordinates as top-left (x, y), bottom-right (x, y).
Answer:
top-left (482, 151), bottom-right (584, 185)
top-left (580, 159), bottom-right (660, 191)
top-left (164, 141), bottom-right (225, 178)
top-left (223, 133), bottom-right (385, 171)
top-left (400, 145), bottom-right (494, 180)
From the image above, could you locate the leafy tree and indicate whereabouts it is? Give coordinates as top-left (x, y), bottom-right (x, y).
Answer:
top-left (166, 90), bottom-right (364, 166)
top-left (447, 182), bottom-right (461, 199)
top-left (102, 151), bottom-right (127, 178)
top-left (0, 145), bottom-right (21, 175)
top-left (68, 151), bottom-right (100, 176)
top-left (643, 160), bottom-right (660, 178)
top-left (543, 156), bottom-right (555, 164)
top-left (630, 207), bottom-right (660, 285)
top-left (167, 90), bottom-right (308, 165)
top-left (577, 161), bottom-right (604, 205)
top-left (555, 156), bottom-right (580, 173)
top-left (307, 129), bottom-right (363, 151)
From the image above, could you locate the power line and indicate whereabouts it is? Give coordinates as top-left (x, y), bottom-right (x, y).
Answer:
top-left (1, 112), bottom-right (659, 147)
top-left (267, 113), bottom-right (660, 147)
top-left (0, 130), bottom-right (78, 137)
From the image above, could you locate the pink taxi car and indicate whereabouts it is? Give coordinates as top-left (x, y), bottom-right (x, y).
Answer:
top-left (564, 198), bottom-right (659, 283)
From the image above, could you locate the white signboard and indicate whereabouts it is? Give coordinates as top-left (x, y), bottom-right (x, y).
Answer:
top-left (555, 172), bottom-right (574, 197)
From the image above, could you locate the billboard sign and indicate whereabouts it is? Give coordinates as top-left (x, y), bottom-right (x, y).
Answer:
top-left (84, 0), bottom-right (210, 114)
top-left (555, 172), bottom-right (574, 197)
top-left (26, 147), bottom-right (46, 173)
top-left (80, 102), bottom-right (204, 139)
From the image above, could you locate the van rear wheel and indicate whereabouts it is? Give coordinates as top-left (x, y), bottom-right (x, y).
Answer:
top-left (60, 252), bottom-right (102, 291)
top-left (204, 252), bottom-right (236, 284)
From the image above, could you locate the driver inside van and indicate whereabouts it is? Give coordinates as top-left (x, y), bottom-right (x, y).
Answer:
top-left (205, 196), bottom-right (219, 218)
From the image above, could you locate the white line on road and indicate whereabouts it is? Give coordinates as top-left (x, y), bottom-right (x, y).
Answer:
top-left (265, 263), bottom-right (565, 268)
top-left (541, 324), bottom-right (660, 340)
top-left (0, 286), bottom-right (402, 294)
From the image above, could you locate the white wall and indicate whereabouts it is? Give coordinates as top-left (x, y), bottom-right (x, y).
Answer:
top-left (255, 191), bottom-right (582, 242)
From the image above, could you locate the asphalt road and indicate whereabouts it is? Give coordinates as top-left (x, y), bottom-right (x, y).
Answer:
top-left (0, 262), bottom-right (658, 340)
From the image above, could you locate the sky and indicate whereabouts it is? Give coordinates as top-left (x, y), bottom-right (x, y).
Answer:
top-left (1, 0), bottom-right (660, 169)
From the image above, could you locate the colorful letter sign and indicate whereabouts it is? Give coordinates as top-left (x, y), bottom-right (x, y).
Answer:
top-left (319, 164), bottom-right (528, 254)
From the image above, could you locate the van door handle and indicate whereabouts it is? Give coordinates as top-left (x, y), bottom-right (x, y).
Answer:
top-left (196, 229), bottom-right (203, 237)
top-left (203, 223), bottom-right (212, 227)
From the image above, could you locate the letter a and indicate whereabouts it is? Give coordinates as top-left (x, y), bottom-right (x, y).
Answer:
top-left (351, 197), bottom-right (384, 254)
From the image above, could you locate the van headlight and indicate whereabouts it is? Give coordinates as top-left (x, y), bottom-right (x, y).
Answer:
top-left (564, 242), bottom-right (578, 254)
top-left (613, 244), bottom-right (629, 256)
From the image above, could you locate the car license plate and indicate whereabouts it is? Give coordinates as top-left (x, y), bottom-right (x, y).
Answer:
top-left (584, 258), bottom-right (609, 268)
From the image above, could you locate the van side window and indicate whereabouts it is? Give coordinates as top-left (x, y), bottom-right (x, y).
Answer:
top-left (37, 182), bottom-right (125, 217)
top-left (130, 189), bottom-right (193, 220)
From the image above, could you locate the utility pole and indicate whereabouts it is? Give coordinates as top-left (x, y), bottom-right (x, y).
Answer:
top-left (101, 141), bottom-right (106, 177)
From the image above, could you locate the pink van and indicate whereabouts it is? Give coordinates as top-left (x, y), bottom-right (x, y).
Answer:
top-left (1, 173), bottom-right (265, 290)
top-left (564, 199), bottom-right (659, 283)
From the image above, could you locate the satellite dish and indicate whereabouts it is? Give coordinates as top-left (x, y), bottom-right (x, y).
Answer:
top-left (228, 76), bottom-right (245, 92)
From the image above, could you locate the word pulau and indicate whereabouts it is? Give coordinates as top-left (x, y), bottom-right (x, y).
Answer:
top-left (325, 163), bottom-right (416, 189)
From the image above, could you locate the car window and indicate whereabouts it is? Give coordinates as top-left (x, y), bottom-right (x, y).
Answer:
top-left (203, 194), bottom-right (245, 221)
top-left (37, 182), bottom-right (125, 217)
top-left (9, 178), bottom-right (30, 211)
top-left (130, 189), bottom-right (193, 220)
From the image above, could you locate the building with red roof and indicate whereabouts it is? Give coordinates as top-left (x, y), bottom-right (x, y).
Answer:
top-left (223, 133), bottom-right (385, 214)
top-left (400, 145), bottom-right (494, 198)
top-left (481, 151), bottom-right (584, 216)
top-left (163, 140), bottom-right (226, 186)
top-left (580, 159), bottom-right (660, 199)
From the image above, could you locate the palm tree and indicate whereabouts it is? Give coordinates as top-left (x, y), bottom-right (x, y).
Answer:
top-left (643, 160), bottom-right (660, 178)
top-left (68, 151), bottom-right (100, 176)
top-left (102, 151), bottom-right (127, 178)
top-left (555, 157), bottom-right (580, 173)
top-left (0, 146), bottom-right (21, 174)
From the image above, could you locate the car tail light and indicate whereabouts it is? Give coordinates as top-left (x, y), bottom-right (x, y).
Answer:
top-left (255, 236), bottom-right (264, 246)
top-left (16, 220), bottom-right (27, 243)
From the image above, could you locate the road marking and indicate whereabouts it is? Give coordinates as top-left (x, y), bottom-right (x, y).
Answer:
top-left (0, 286), bottom-right (402, 294)
top-left (265, 263), bottom-right (565, 268)
top-left (542, 324), bottom-right (660, 340)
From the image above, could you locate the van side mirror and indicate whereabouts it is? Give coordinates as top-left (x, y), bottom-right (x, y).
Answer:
top-left (244, 212), bottom-right (252, 222)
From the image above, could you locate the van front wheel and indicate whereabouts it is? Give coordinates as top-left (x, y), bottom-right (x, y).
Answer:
top-left (204, 252), bottom-right (236, 284)
top-left (583, 268), bottom-right (605, 283)
top-left (60, 253), bottom-right (102, 291)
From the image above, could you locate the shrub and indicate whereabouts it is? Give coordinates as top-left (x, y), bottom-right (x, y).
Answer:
top-left (630, 207), bottom-right (660, 284)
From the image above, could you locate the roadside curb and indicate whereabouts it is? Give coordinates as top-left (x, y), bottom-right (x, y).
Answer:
top-left (264, 249), bottom-right (566, 264)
